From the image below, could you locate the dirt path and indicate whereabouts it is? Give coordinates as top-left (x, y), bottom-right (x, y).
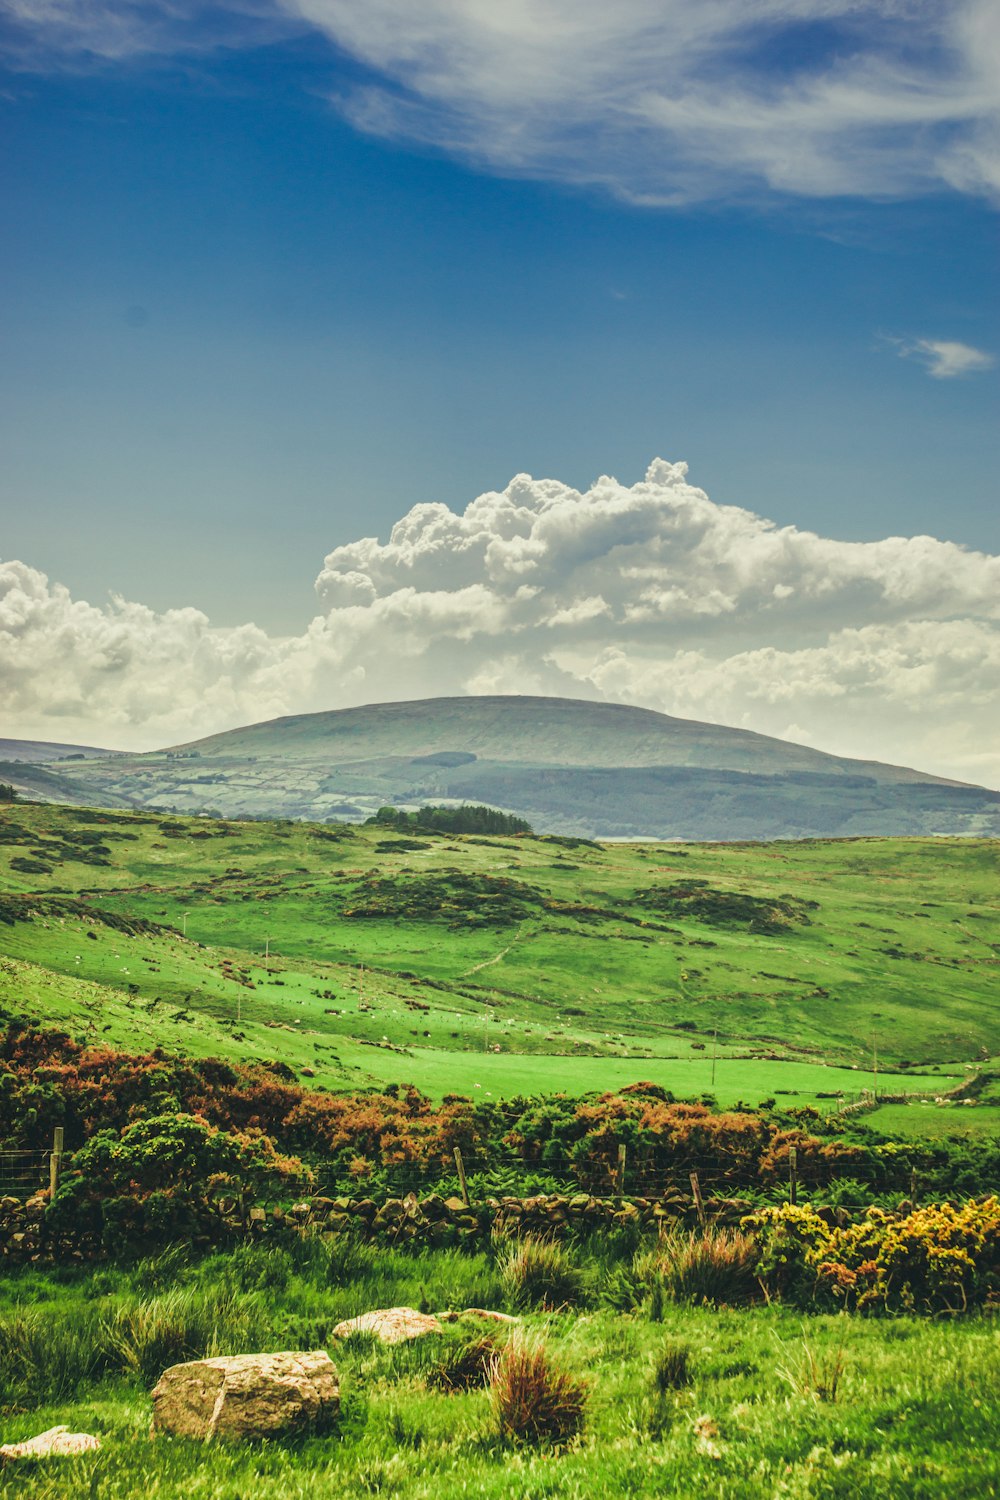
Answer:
top-left (457, 928), bottom-right (525, 979)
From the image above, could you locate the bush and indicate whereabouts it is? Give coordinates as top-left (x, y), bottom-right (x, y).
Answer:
top-left (634, 1226), bottom-right (760, 1306)
top-left (747, 1195), bottom-right (1000, 1314)
top-left (489, 1338), bottom-right (587, 1446)
top-left (495, 1235), bottom-right (590, 1311)
top-left (48, 1112), bottom-right (309, 1249)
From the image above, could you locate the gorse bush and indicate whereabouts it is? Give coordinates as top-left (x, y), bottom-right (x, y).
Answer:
top-left (489, 1338), bottom-right (588, 1446)
top-left (5, 1022), bottom-right (997, 1204)
top-left (495, 1235), bottom-right (590, 1311)
top-left (747, 1195), bottom-right (1000, 1313)
top-left (47, 1112), bottom-right (309, 1250)
top-left (634, 1226), bottom-right (760, 1306)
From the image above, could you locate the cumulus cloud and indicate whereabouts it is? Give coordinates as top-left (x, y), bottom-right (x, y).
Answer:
top-left (4, 1), bottom-right (999, 206)
top-left (3, 459), bottom-right (999, 785)
top-left (893, 337), bottom-right (996, 379)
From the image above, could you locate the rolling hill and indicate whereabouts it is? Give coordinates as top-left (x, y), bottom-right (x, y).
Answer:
top-left (6, 696), bottom-right (1000, 839)
top-left (1, 802), bottom-right (997, 1123)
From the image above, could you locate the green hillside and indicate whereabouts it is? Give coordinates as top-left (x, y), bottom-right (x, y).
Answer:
top-left (1, 802), bottom-right (997, 1131)
top-left (24, 695), bottom-right (1000, 837)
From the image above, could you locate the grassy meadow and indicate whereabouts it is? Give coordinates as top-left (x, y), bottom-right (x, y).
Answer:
top-left (1, 1236), bottom-right (998, 1499)
top-left (1, 805), bottom-right (998, 1127)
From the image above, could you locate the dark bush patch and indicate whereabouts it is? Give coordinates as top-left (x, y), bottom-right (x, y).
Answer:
top-left (637, 879), bottom-right (817, 933)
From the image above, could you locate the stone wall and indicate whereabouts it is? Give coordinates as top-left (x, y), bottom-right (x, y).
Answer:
top-left (0, 1185), bottom-right (755, 1264)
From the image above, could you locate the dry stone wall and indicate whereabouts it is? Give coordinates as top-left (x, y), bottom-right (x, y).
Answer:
top-left (0, 1185), bottom-right (758, 1264)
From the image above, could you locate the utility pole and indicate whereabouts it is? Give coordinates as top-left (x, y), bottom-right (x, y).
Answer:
top-left (182, 910), bottom-right (191, 937)
top-left (264, 937), bottom-right (271, 975)
top-left (359, 963), bottom-right (365, 1012)
top-left (484, 1005), bottom-right (490, 1053)
top-left (711, 1027), bottom-right (718, 1089)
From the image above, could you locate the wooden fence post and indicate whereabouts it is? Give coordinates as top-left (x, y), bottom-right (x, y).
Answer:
top-left (689, 1171), bottom-right (704, 1223)
top-left (615, 1143), bottom-right (627, 1196)
top-left (453, 1146), bottom-right (470, 1207)
top-left (788, 1145), bottom-right (798, 1206)
top-left (49, 1126), bottom-right (64, 1197)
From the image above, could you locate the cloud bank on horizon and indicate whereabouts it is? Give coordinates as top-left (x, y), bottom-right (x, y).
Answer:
top-left (3, 0), bottom-right (999, 207)
top-left (3, 460), bottom-right (999, 787)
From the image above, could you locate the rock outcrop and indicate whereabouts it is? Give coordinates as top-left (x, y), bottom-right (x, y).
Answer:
top-left (151, 1351), bottom-right (339, 1442)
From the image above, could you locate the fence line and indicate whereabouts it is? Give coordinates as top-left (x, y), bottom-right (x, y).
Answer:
top-left (0, 1149), bottom-right (50, 1196)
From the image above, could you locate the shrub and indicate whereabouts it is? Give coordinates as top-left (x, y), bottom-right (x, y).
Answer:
top-left (495, 1235), bottom-right (590, 1311)
top-left (489, 1338), bottom-right (587, 1446)
top-left (48, 1112), bottom-right (309, 1249)
top-left (747, 1196), bottom-right (1000, 1313)
top-left (634, 1226), bottom-right (760, 1306)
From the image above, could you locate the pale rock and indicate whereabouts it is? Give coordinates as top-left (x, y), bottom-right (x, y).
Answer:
top-left (332, 1307), bottom-right (442, 1343)
top-left (150, 1351), bottom-right (338, 1442)
top-left (0, 1426), bottom-right (101, 1461)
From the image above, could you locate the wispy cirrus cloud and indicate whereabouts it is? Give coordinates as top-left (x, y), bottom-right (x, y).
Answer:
top-left (2, 1), bottom-right (999, 206)
top-left (3, 459), bottom-right (999, 785)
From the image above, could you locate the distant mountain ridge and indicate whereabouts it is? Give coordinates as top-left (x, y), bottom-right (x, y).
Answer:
top-left (171, 695), bottom-right (965, 787)
top-left (4, 696), bottom-right (998, 839)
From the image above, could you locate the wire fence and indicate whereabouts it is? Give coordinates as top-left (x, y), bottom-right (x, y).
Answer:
top-left (304, 1147), bottom-right (939, 1210)
top-left (0, 1149), bottom-right (50, 1198)
top-left (1, 1119), bottom-right (979, 1213)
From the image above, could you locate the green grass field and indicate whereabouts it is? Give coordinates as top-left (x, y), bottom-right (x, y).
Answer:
top-left (2, 804), bottom-right (998, 1130)
top-left (1, 1239), bottom-right (998, 1499)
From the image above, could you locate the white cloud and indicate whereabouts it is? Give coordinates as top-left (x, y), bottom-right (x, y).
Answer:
top-left (2, 458), bottom-right (999, 785)
top-left (4, 1), bottom-right (999, 205)
top-left (893, 337), bottom-right (996, 379)
top-left (286, 0), bottom-right (1000, 203)
top-left (0, 1), bottom-right (298, 65)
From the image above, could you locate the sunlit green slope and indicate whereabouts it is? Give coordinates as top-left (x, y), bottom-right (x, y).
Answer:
top-left (2, 804), bottom-right (997, 1118)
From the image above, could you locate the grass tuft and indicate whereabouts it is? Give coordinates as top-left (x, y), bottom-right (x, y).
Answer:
top-left (652, 1338), bottom-right (693, 1392)
top-left (635, 1226), bottom-right (759, 1306)
top-left (495, 1235), bottom-right (590, 1311)
top-left (489, 1337), bottom-right (588, 1446)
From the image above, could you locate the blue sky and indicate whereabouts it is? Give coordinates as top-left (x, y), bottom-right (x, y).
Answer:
top-left (1, 3), bottom-right (998, 780)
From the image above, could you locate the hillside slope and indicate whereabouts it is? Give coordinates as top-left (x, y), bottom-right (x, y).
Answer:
top-left (0, 803), bottom-right (996, 1119)
top-left (173, 696), bottom-right (960, 785)
top-left (37, 696), bottom-right (1000, 838)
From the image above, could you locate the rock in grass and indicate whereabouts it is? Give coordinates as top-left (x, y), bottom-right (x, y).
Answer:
top-left (0, 1426), bottom-right (101, 1461)
top-left (151, 1351), bottom-right (339, 1442)
top-left (332, 1307), bottom-right (442, 1343)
